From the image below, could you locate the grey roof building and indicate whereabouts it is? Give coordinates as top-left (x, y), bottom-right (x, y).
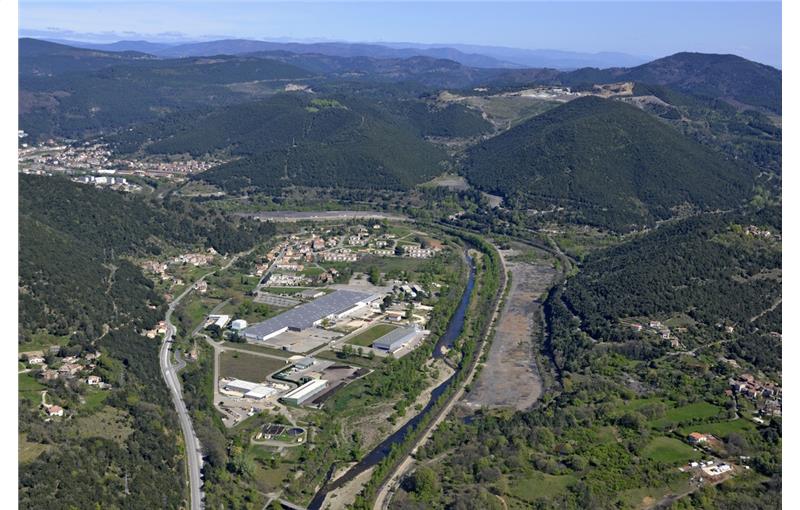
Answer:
top-left (242, 290), bottom-right (379, 341)
top-left (372, 324), bottom-right (422, 353)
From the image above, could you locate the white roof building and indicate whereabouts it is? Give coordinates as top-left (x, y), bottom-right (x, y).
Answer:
top-left (282, 379), bottom-right (328, 406)
top-left (208, 315), bottom-right (231, 329)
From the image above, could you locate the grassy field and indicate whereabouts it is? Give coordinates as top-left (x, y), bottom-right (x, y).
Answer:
top-left (321, 255), bottom-right (433, 276)
top-left (507, 472), bottom-right (576, 502)
top-left (618, 475), bottom-right (692, 510)
top-left (347, 324), bottom-right (398, 347)
top-left (73, 407), bottom-right (134, 445)
top-left (219, 350), bottom-right (288, 382)
top-left (82, 389), bottom-right (109, 413)
top-left (19, 372), bottom-right (44, 393)
top-left (642, 436), bottom-right (701, 464)
top-left (19, 433), bottom-right (51, 464)
top-left (679, 418), bottom-right (756, 438)
top-left (263, 286), bottom-right (313, 295)
top-left (19, 332), bottom-right (70, 352)
top-left (651, 401), bottom-right (723, 429)
top-left (220, 341), bottom-right (293, 358)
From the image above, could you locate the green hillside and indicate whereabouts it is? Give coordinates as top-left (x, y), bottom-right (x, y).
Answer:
top-left (464, 96), bottom-right (757, 230)
top-left (563, 208), bottom-right (781, 340)
top-left (20, 50), bottom-right (313, 141)
top-left (18, 175), bottom-right (275, 341)
top-left (561, 52), bottom-right (781, 113)
top-left (629, 83), bottom-right (781, 175)
top-left (119, 94), bottom-right (452, 191)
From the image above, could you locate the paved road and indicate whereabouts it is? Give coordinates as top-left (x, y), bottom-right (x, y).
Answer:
top-left (159, 253), bottom-right (249, 510)
top-left (161, 297), bottom-right (205, 510)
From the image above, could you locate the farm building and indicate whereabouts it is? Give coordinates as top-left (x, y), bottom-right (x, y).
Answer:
top-left (231, 319), bottom-right (248, 331)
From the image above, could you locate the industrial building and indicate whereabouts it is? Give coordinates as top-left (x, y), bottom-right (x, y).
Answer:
top-left (294, 357), bottom-right (316, 370)
top-left (281, 379), bottom-right (328, 406)
top-left (242, 290), bottom-right (380, 342)
top-left (220, 379), bottom-right (277, 400)
top-left (372, 324), bottom-right (423, 353)
top-left (207, 314), bottom-right (231, 329)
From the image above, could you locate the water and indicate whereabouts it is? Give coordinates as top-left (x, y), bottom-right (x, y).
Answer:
top-left (307, 252), bottom-right (476, 509)
top-left (433, 254), bottom-right (475, 358)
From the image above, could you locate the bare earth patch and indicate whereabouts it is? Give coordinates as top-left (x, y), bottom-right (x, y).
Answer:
top-left (463, 258), bottom-right (557, 410)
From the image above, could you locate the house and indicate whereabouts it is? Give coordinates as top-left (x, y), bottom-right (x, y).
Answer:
top-left (27, 356), bottom-right (45, 365)
top-left (688, 432), bottom-right (708, 445)
top-left (39, 369), bottom-right (59, 381)
top-left (58, 363), bottom-right (82, 378)
top-left (45, 405), bottom-right (64, 417)
top-left (86, 375), bottom-right (102, 385)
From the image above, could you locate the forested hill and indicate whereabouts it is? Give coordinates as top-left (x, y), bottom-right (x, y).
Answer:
top-left (550, 207), bottom-right (781, 374)
top-left (561, 52), bottom-right (781, 113)
top-left (18, 175), bottom-right (276, 507)
top-left (18, 175), bottom-right (275, 341)
top-left (464, 96), bottom-right (757, 231)
top-left (20, 50), bottom-right (313, 141)
top-left (124, 94), bottom-right (456, 191)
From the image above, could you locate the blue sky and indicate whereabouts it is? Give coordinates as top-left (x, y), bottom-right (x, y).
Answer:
top-left (19, 1), bottom-right (782, 66)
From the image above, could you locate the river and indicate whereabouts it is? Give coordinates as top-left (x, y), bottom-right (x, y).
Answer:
top-left (307, 253), bottom-right (476, 509)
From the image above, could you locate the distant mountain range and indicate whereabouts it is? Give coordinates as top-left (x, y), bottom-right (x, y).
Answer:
top-left (43, 37), bottom-right (649, 70)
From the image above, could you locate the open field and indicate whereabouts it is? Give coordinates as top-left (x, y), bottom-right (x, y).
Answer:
top-left (507, 472), bottom-right (576, 502)
top-left (19, 372), bottom-right (44, 393)
top-left (346, 324), bottom-right (397, 347)
top-left (72, 407), bottom-right (134, 445)
top-left (19, 433), bottom-right (51, 464)
top-left (219, 341), bottom-right (293, 358)
top-left (679, 418), bottom-right (756, 437)
top-left (19, 332), bottom-right (70, 352)
top-left (643, 436), bottom-right (701, 464)
top-left (464, 255), bottom-right (558, 410)
top-left (650, 401), bottom-right (723, 429)
top-left (219, 350), bottom-right (287, 382)
top-left (321, 255), bottom-right (437, 276)
top-left (442, 92), bottom-right (560, 128)
top-left (82, 389), bottom-right (109, 412)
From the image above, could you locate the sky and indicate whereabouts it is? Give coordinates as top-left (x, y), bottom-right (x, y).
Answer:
top-left (18, 1), bottom-right (782, 67)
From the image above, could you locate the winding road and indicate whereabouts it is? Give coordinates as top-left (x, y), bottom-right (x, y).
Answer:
top-left (159, 252), bottom-right (250, 510)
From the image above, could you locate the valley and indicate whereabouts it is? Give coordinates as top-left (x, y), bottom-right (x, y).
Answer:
top-left (16, 31), bottom-right (781, 510)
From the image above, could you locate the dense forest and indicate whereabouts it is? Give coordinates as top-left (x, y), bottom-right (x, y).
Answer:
top-left (559, 52), bottom-right (782, 113)
top-left (18, 175), bottom-right (279, 508)
top-left (628, 83), bottom-right (782, 176)
top-left (562, 207), bottom-right (781, 342)
top-left (465, 96), bottom-right (757, 231)
top-left (18, 175), bottom-right (275, 342)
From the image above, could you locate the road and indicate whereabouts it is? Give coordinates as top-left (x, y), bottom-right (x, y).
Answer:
top-left (159, 252), bottom-right (249, 510)
top-left (161, 295), bottom-right (205, 510)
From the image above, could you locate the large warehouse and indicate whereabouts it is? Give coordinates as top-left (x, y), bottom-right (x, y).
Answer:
top-left (372, 324), bottom-right (423, 353)
top-left (241, 290), bottom-right (380, 342)
top-left (281, 379), bottom-right (328, 406)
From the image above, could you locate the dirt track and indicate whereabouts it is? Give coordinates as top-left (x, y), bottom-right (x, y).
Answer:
top-left (463, 258), bottom-right (557, 410)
